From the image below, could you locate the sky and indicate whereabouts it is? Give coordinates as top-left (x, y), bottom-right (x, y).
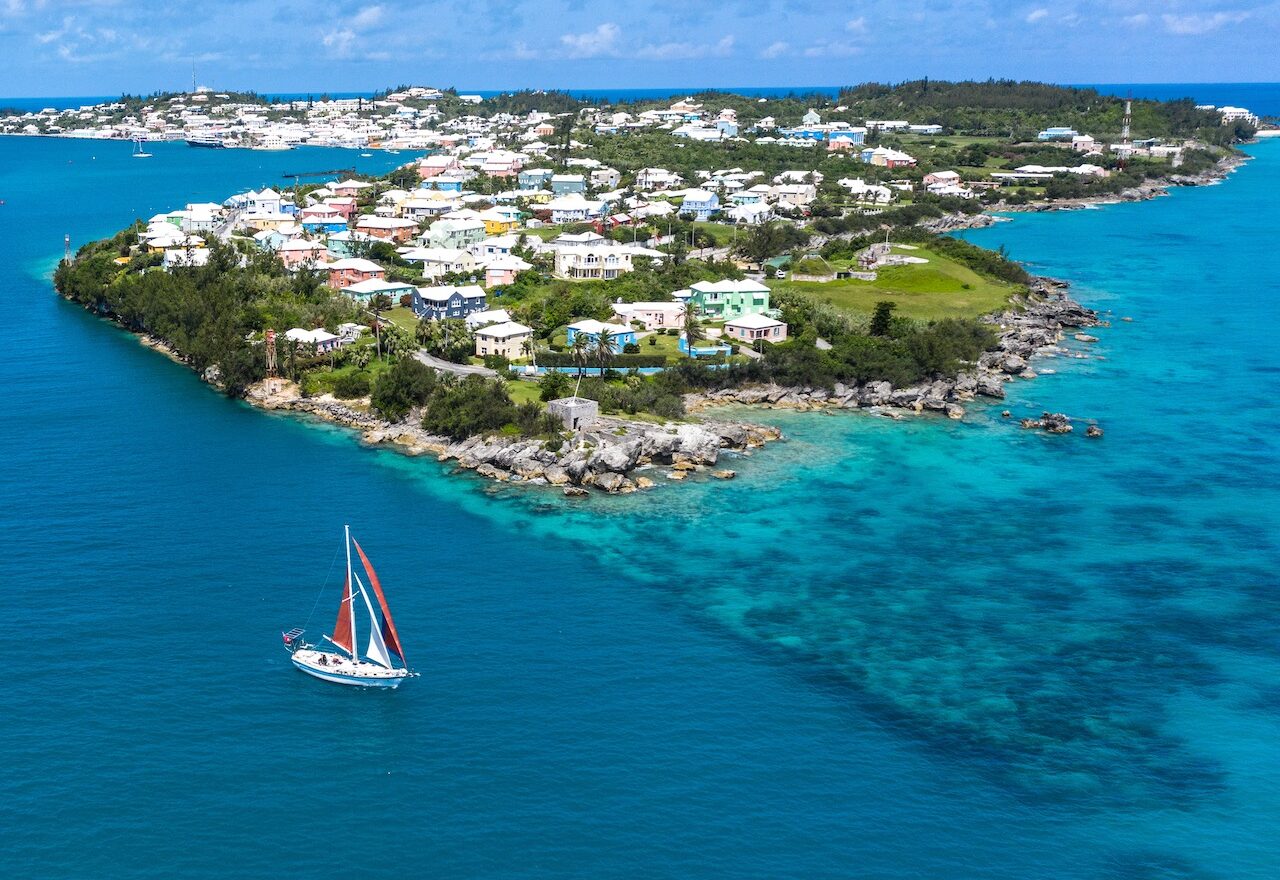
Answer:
top-left (0, 0), bottom-right (1276, 96)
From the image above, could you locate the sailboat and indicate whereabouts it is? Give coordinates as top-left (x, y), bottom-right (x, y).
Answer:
top-left (282, 525), bottom-right (417, 688)
top-left (132, 138), bottom-right (152, 158)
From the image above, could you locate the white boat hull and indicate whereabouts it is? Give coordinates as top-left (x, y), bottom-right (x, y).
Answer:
top-left (291, 649), bottom-right (411, 688)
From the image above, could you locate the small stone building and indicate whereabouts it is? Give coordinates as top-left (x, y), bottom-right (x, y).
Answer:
top-left (547, 396), bottom-right (599, 431)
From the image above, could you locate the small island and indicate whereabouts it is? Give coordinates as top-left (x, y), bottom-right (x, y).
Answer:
top-left (53, 81), bottom-right (1257, 494)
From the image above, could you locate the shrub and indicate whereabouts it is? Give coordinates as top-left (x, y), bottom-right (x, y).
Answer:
top-left (370, 357), bottom-right (436, 421)
top-left (622, 342), bottom-right (641, 354)
top-left (331, 371), bottom-right (371, 399)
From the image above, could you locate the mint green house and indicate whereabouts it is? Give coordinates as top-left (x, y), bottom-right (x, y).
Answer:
top-left (675, 279), bottom-right (772, 321)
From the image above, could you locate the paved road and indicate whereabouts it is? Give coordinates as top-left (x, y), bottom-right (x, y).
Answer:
top-left (413, 350), bottom-right (497, 377)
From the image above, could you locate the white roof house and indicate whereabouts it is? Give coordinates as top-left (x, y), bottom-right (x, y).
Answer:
top-left (465, 308), bottom-right (513, 329)
top-left (474, 320), bottom-right (534, 340)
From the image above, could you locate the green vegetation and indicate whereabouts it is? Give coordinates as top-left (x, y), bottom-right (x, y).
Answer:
top-left (777, 245), bottom-right (1019, 321)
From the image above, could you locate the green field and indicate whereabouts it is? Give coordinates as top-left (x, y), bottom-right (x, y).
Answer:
top-left (691, 221), bottom-right (739, 246)
top-left (777, 246), bottom-right (1017, 320)
top-left (383, 306), bottom-right (419, 333)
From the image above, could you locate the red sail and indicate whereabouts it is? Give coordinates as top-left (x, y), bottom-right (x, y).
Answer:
top-left (352, 539), bottom-right (405, 664)
top-left (331, 575), bottom-right (353, 654)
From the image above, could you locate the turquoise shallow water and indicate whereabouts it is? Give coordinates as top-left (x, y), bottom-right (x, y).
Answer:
top-left (2, 134), bottom-right (1278, 878)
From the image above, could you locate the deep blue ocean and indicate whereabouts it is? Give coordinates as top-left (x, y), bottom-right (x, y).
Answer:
top-left (3, 128), bottom-right (1279, 877)
top-left (6, 82), bottom-right (1279, 115)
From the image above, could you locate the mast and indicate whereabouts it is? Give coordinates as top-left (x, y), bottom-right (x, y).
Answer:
top-left (345, 524), bottom-right (357, 663)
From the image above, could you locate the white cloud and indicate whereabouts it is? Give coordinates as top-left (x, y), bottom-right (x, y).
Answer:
top-left (560, 22), bottom-right (620, 58)
top-left (1025, 8), bottom-right (1049, 23)
top-left (635, 34), bottom-right (733, 60)
top-left (760, 40), bottom-right (790, 59)
top-left (1123, 13), bottom-right (1150, 26)
top-left (322, 27), bottom-right (356, 57)
top-left (845, 16), bottom-right (867, 33)
top-left (1162, 11), bottom-right (1249, 34)
top-left (350, 5), bottom-right (383, 30)
top-left (802, 40), bottom-right (862, 57)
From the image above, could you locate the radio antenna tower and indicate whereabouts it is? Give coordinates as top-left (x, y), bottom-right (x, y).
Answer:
top-left (1121, 93), bottom-right (1132, 147)
top-left (63, 234), bottom-right (71, 265)
top-left (265, 329), bottom-right (278, 378)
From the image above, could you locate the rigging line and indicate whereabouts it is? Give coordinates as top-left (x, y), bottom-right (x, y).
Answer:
top-left (302, 541), bottom-right (344, 630)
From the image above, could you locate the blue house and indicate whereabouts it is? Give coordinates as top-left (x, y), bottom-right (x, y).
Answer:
top-left (716, 120), bottom-right (739, 137)
top-left (550, 174), bottom-right (587, 195)
top-left (411, 284), bottom-right (488, 320)
top-left (518, 168), bottom-right (553, 189)
top-left (422, 176), bottom-right (465, 192)
top-left (326, 230), bottom-right (376, 258)
top-left (1038, 127), bottom-right (1079, 141)
top-left (679, 189), bottom-right (720, 221)
top-left (301, 217), bottom-right (348, 234)
top-left (565, 319), bottom-right (637, 353)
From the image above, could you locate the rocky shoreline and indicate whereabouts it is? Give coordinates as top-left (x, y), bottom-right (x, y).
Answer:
top-left (245, 382), bottom-right (782, 496)
top-left (685, 277), bottom-right (1102, 422)
top-left (919, 153), bottom-right (1249, 232)
top-left (230, 273), bottom-right (1102, 494)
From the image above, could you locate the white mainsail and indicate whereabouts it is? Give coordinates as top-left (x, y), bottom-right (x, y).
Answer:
top-left (355, 573), bottom-right (393, 669)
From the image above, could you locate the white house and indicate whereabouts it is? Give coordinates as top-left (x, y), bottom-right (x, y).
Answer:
top-left (612, 301), bottom-right (685, 330)
top-left (723, 313), bottom-right (788, 345)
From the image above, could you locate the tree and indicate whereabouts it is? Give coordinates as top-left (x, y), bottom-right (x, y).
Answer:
top-left (593, 328), bottom-right (616, 373)
top-left (539, 370), bottom-right (572, 401)
top-left (682, 308), bottom-right (704, 357)
top-left (570, 331), bottom-right (592, 381)
top-left (370, 356), bottom-right (437, 421)
top-left (520, 336), bottom-right (537, 369)
top-left (870, 301), bottom-right (896, 337)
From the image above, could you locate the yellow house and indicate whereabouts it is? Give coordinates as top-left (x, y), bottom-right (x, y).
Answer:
top-left (479, 208), bottom-right (520, 235)
top-left (474, 321), bottom-right (534, 360)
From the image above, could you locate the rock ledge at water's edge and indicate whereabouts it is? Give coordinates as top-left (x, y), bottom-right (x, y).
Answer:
top-left (245, 383), bottom-right (782, 496)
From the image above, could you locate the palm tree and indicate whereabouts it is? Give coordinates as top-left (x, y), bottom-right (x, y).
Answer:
top-left (594, 328), bottom-right (616, 374)
top-left (570, 331), bottom-right (592, 383)
top-left (682, 307), bottom-right (704, 358)
top-left (521, 336), bottom-right (537, 371)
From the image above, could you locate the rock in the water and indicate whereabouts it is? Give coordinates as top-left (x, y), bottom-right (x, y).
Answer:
top-left (635, 476), bottom-right (655, 490)
top-left (667, 470), bottom-right (687, 481)
top-left (1001, 354), bottom-right (1028, 374)
top-left (1001, 410), bottom-right (1012, 418)
top-left (945, 403), bottom-right (965, 420)
top-left (563, 486), bottom-right (588, 497)
top-left (594, 471), bottom-right (626, 493)
top-left (1074, 333), bottom-right (1099, 343)
top-left (1086, 425), bottom-right (1104, 438)
top-left (711, 469), bottom-right (736, 480)
top-left (1021, 412), bottom-right (1073, 434)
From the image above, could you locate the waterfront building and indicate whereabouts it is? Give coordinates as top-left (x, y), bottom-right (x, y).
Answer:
top-left (474, 321), bottom-right (534, 360)
top-left (675, 279), bottom-right (772, 320)
top-left (566, 319), bottom-right (637, 352)
top-left (723, 313), bottom-right (788, 344)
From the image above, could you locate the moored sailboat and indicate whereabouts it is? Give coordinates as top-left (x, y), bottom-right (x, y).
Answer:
top-left (283, 526), bottom-right (417, 688)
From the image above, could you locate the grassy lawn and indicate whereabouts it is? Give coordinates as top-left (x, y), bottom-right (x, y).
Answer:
top-left (383, 306), bottom-right (419, 333)
top-left (777, 246), bottom-right (1017, 320)
top-left (506, 379), bottom-right (544, 406)
top-left (692, 221), bottom-right (739, 246)
top-left (522, 226), bottom-right (566, 241)
top-left (302, 358), bottom-right (392, 396)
